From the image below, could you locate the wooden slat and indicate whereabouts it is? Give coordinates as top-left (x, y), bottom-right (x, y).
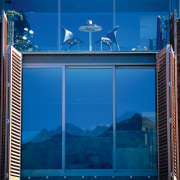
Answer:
top-left (11, 130), bottom-right (21, 138)
top-left (10, 169), bottom-right (20, 174)
top-left (11, 82), bottom-right (21, 92)
top-left (11, 117), bottom-right (21, 124)
top-left (1, 11), bottom-right (8, 180)
top-left (176, 13), bottom-right (180, 180)
top-left (11, 93), bottom-right (21, 102)
top-left (169, 10), bottom-right (180, 180)
top-left (157, 42), bottom-right (179, 180)
top-left (10, 163), bottom-right (20, 168)
top-left (10, 157), bottom-right (20, 163)
top-left (11, 126), bottom-right (21, 134)
top-left (157, 45), bottom-right (171, 180)
top-left (9, 174), bottom-right (20, 179)
top-left (10, 149), bottom-right (21, 155)
top-left (10, 137), bottom-right (20, 145)
top-left (11, 102), bottom-right (21, 111)
top-left (170, 43), bottom-right (179, 180)
top-left (11, 114), bottom-right (21, 121)
top-left (4, 46), bottom-right (22, 180)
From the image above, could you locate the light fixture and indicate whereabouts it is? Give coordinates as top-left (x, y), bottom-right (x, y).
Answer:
top-left (29, 30), bottom-right (34, 34)
top-left (23, 36), bottom-right (27, 40)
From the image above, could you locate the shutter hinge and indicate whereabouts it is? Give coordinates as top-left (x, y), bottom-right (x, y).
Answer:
top-left (170, 172), bottom-right (174, 177)
top-left (169, 118), bottom-right (172, 123)
top-left (6, 119), bottom-right (10, 125)
top-left (5, 173), bottom-right (8, 178)
top-left (7, 49), bottom-right (11, 54)
top-left (7, 82), bottom-right (10, 88)
top-left (168, 48), bottom-right (171, 53)
top-left (168, 82), bottom-right (172, 87)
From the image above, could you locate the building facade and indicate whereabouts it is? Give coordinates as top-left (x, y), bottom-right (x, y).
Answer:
top-left (0, 0), bottom-right (180, 180)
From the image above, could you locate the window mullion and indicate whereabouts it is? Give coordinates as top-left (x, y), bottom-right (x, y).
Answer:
top-left (62, 66), bottom-right (66, 172)
top-left (113, 66), bottom-right (116, 171)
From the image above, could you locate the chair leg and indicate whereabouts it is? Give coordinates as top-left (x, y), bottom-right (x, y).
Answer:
top-left (110, 44), bottom-right (112, 51)
top-left (68, 44), bottom-right (71, 51)
top-left (117, 44), bottom-right (120, 51)
top-left (77, 42), bottom-right (79, 51)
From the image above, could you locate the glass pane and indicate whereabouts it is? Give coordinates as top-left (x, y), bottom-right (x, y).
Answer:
top-left (115, 0), bottom-right (170, 50)
top-left (116, 68), bottom-right (157, 170)
top-left (61, 0), bottom-right (113, 51)
top-left (5, 0), bottom-right (174, 51)
top-left (22, 68), bottom-right (62, 170)
top-left (66, 68), bottom-right (113, 169)
top-left (116, 12), bottom-right (170, 51)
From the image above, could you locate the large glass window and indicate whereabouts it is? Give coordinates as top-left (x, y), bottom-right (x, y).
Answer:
top-left (116, 68), bottom-right (157, 170)
top-left (3, 0), bottom-right (176, 51)
top-left (22, 68), bottom-right (62, 169)
top-left (22, 66), bottom-right (157, 178)
top-left (66, 68), bottom-right (113, 169)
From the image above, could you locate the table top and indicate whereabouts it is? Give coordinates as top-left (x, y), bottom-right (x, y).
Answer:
top-left (79, 24), bottom-right (102, 32)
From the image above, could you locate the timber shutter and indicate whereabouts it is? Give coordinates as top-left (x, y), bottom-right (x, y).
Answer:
top-left (5, 45), bottom-right (22, 180)
top-left (177, 16), bottom-right (180, 180)
top-left (1, 11), bottom-right (8, 180)
top-left (171, 9), bottom-right (179, 180)
top-left (157, 45), bottom-right (171, 180)
top-left (170, 46), bottom-right (179, 180)
top-left (157, 44), bottom-right (179, 180)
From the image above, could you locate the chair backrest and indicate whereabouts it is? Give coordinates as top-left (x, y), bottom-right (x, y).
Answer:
top-left (61, 26), bottom-right (73, 43)
top-left (107, 26), bottom-right (120, 50)
top-left (107, 26), bottom-right (119, 45)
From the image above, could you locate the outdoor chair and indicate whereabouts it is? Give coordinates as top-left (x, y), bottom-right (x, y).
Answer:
top-left (96, 26), bottom-right (120, 51)
top-left (61, 26), bottom-right (83, 51)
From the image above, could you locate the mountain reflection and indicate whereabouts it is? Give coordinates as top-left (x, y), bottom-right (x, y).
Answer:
top-left (22, 113), bottom-right (157, 170)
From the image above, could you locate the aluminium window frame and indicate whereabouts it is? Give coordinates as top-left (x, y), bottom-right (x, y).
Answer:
top-left (21, 53), bottom-right (157, 178)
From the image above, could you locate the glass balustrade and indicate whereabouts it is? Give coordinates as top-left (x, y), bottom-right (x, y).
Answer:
top-left (1, 0), bottom-right (177, 51)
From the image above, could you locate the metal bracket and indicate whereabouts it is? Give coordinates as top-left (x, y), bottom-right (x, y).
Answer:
top-left (5, 173), bottom-right (8, 178)
top-left (7, 49), bottom-right (11, 54)
top-left (7, 82), bottom-right (10, 88)
top-left (170, 172), bottom-right (174, 177)
top-left (169, 118), bottom-right (172, 124)
top-left (168, 82), bottom-right (172, 87)
top-left (6, 119), bottom-right (10, 125)
top-left (168, 48), bottom-right (171, 53)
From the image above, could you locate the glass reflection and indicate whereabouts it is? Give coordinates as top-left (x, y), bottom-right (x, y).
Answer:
top-left (5, 0), bottom-right (172, 51)
top-left (22, 68), bottom-right (62, 169)
top-left (116, 12), bottom-right (169, 51)
top-left (116, 68), bottom-right (157, 169)
top-left (60, 0), bottom-right (113, 51)
top-left (66, 68), bottom-right (113, 169)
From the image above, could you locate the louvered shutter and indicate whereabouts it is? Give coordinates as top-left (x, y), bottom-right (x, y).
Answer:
top-left (170, 9), bottom-right (179, 180)
top-left (170, 45), bottom-right (179, 180)
top-left (177, 13), bottom-right (180, 180)
top-left (1, 11), bottom-right (8, 180)
top-left (5, 45), bottom-right (22, 180)
top-left (157, 45), bottom-right (171, 180)
top-left (157, 44), bottom-right (179, 180)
